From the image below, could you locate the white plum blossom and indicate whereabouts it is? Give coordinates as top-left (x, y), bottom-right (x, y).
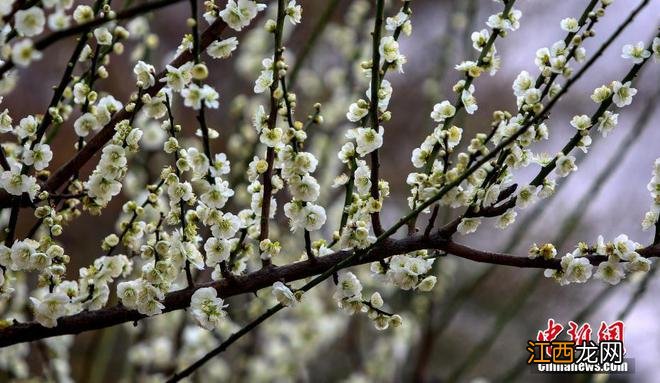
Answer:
top-left (559, 17), bottom-right (579, 33)
top-left (570, 114), bottom-right (592, 131)
top-left (379, 36), bottom-right (401, 63)
top-left (190, 287), bottom-right (228, 330)
top-left (219, 0), bottom-right (265, 31)
top-left (430, 101), bottom-right (456, 122)
top-left (611, 81), bottom-right (637, 108)
top-left (596, 111), bottom-right (618, 137)
top-left (161, 62), bottom-right (193, 92)
top-left (284, 0), bottom-right (302, 25)
top-left (621, 41), bottom-right (651, 64)
top-left (348, 127), bottom-right (384, 156)
top-left (11, 39), bottom-right (43, 67)
top-left (457, 217), bottom-right (481, 235)
top-left (15, 7), bottom-right (46, 37)
top-left (207, 37), bottom-right (239, 59)
top-left (30, 292), bottom-right (70, 328)
top-left (93, 27), bottom-right (113, 45)
top-left (594, 261), bottom-right (625, 285)
top-left (272, 281), bottom-right (297, 306)
top-left (22, 143), bottom-right (53, 171)
top-left (133, 61), bottom-right (156, 88)
top-left (555, 153), bottom-right (577, 177)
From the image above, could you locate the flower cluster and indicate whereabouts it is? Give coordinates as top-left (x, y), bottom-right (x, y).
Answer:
top-left (543, 235), bottom-right (652, 286)
top-left (333, 271), bottom-right (401, 330)
top-left (372, 250), bottom-right (437, 292)
top-left (642, 158), bottom-right (660, 231)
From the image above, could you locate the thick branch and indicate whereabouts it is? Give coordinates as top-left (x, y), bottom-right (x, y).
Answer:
top-left (0, 233), bottom-right (657, 348)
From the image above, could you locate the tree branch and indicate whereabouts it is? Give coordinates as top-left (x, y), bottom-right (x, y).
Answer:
top-left (0, 231), bottom-right (657, 348)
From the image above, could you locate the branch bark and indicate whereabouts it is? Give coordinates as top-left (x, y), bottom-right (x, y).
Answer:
top-left (0, 232), bottom-right (657, 348)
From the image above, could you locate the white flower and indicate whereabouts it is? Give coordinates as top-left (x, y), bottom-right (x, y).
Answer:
top-left (48, 10), bottom-right (70, 31)
top-left (190, 287), bottom-right (228, 330)
top-left (367, 79), bottom-right (392, 111)
top-left (430, 100), bottom-right (456, 122)
top-left (73, 5), bottom-right (94, 24)
top-left (594, 261), bottom-right (625, 285)
top-left (349, 126), bottom-right (384, 156)
top-left (611, 81), bottom-right (637, 108)
top-left (11, 39), bottom-right (42, 67)
top-left (16, 115), bottom-right (38, 139)
top-left (272, 281), bottom-right (297, 306)
top-left (516, 185), bottom-right (538, 209)
top-left (301, 203), bottom-right (326, 231)
top-left (570, 114), bottom-right (592, 131)
top-left (201, 84), bottom-right (220, 109)
top-left (285, 0), bottom-right (302, 24)
top-left (446, 125), bottom-right (462, 149)
top-left (207, 37), bottom-right (239, 59)
top-left (15, 7), bottom-right (45, 37)
top-left (259, 127), bottom-right (283, 147)
top-left (495, 209), bottom-right (517, 229)
top-left (559, 17), bottom-right (579, 32)
top-left (564, 256), bottom-right (593, 283)
top-left (22, 143), bottom-right (52, 171)
top-left (254, 59), bottom-right (273, 94)
top-left (0, 109), bottom-right (12, 133)
top-left (94, 27), bottom-right (113, 45)
top-left (133, 61), bottom-right (155, 89)
top-left (289, 174), bottom-right (320, 202)
top-left (1, 170), bottom-right (38, 198)
top-left (455, 60), bottom-right (483, 78)
top-left (117, 280), bottom-right (140, 309)
top-left (471, 29), bottom-right (489, 50)
top-left (10, 239), bottom-right (38, 270)
top-left (612, 234), bottom-right (637, 260)
top-left (219, 0), bottom-right (265, 31)
top-left (74, 113), bottom-right (100, 137)
top-left (417, 276), bottom-right (437, 292)
top-left (335, 271), bottom-right (362, 299)
top-left (482, 184), bottom-right (500, 207)
top-left (379, 36), bottom-right (401, 63)
top-left (590, 85), bottom-right (612, 103)
top-left (626, 252), bottom-right (651, 273)
top-left (486, 8), bottom-right (522, 31)
top-left (386, 11), bottom-right (408, 32)
top-left (457, 217), bottom-right (481, 235)
top-left (210, 153), bottom-right (231, 177)
top-left (461, 89), bottom-right (478, 114)
top-left (596, 111), bottom-right (618, 137)
top-left (204, 237), bottom-right (232, 266)
top-left (30, 292), bottom-right (69, 328)
top-left (211, 212), bottom-right (241, 239)
top-left (346, 101), bottom-right (369, 122)
top-left (555, 153), bottom-right (577, 177)
top-left (161, 62), bottom-right (193, 92)
top-left (621, 41), bottom-right (650, 64)
top-left (512, 70), bottom-right (533, 98)
top-left (642, 211), bottom-right (658, 231)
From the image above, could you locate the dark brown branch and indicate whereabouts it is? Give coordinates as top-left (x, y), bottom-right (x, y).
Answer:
top-left (0, 231), bottom-right (657, 348)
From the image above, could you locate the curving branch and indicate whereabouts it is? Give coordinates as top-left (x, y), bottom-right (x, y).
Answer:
top-left (0, 231), bottom-right (657, 348)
